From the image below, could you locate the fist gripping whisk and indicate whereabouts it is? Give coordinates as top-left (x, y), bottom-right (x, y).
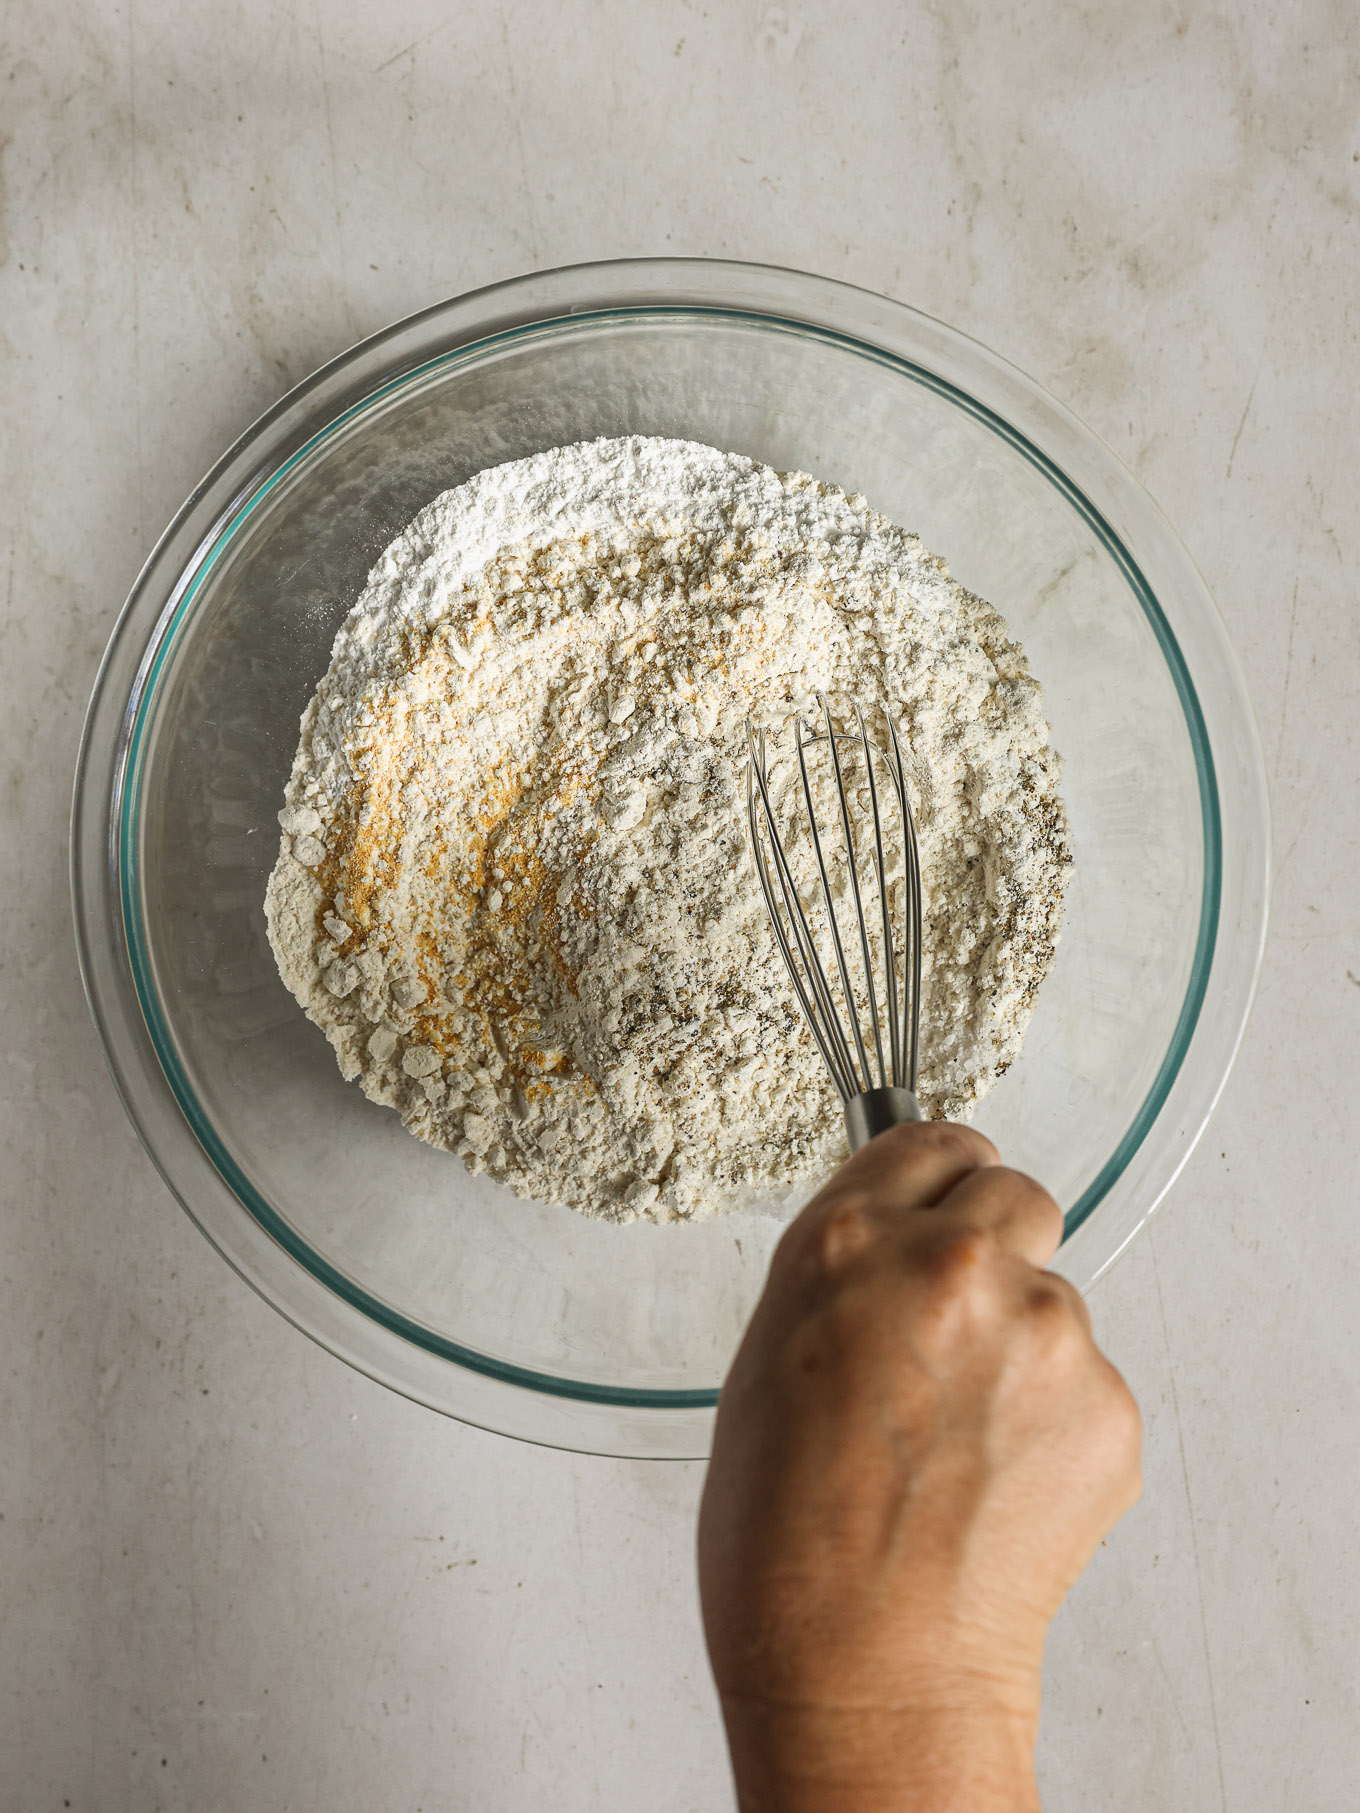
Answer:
top-left (746, 694), bottom-right (924, 1152)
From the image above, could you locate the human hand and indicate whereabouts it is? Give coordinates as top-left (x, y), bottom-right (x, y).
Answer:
top-left (698, 1123), bottom-right (1142, 1813)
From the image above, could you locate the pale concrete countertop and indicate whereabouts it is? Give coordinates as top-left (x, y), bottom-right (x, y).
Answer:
top-left (3, 3), bottom-right (1356, 1807)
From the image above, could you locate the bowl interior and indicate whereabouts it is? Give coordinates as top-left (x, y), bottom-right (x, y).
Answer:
top-left (125, 309), bottom-right (1212, 1398)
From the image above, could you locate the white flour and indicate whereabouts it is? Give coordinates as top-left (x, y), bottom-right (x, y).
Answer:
top-left (265, 437), bottom-right (1069, 1223)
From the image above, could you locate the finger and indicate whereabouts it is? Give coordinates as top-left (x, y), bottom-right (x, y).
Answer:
top-left (776, 1123), bottom-right (1001, 1280)
top-left (827, 1120), bottom-right (1001, 1215)
top-left (920, 1164), bottom-right (1065, 1269)
top-left (1032, 1268), bottom-right (1093, 1337)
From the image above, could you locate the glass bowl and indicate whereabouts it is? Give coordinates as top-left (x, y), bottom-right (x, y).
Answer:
top-left (72, 260), bottom-right (1269, 1458)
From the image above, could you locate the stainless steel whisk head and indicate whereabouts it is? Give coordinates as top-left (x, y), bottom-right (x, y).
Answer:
top-left (746, 694), bottom-right (924, 1151)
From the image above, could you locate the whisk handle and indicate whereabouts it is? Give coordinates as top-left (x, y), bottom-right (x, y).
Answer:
top-left (844, 1086), bottom-right (923, 1152)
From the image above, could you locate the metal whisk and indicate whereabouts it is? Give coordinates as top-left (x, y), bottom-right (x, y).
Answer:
top-left (746, 694), bottom-right (924, 1151)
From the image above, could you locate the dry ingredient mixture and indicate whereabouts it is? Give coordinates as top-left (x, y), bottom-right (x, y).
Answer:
top-left (265, 436), bottom-right (1070, 1223)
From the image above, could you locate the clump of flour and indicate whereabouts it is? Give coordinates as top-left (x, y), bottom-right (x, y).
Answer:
top-left (265, 437), bottom-right (1069, 1223)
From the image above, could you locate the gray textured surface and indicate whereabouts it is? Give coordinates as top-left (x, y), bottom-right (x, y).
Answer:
top-left (2, 3), bottom-right (1357, 1807)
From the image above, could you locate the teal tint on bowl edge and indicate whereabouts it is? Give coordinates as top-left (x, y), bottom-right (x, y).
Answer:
top-left (117, 304), bottom-right (1222, 1412)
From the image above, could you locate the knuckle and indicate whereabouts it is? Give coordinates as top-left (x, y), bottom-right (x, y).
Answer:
top-left (993, 1168), bottom-right (1063, 1238)
top-left (809, 1199), bottom-right (879, 1277)
top-left (1012, 1169), bottom-right (1063, 1222)
top-left (874, 1120), bottom-right (928, 1156)
top-left (915, 1121), bottom-right (995, 1164)
top-left (771, 1187), bottom-right (883, 1297)
top-left (874, 1119), bottom-right (995, 1177)
top-left (1040, 1271), bottom-right (1090, 1322)
top-left (918, 1225), bottom-right (1005, 1317)
top-left (1024, 1277), bottom-right (1092, 1367)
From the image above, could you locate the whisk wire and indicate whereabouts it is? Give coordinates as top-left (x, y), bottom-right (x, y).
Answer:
top-left (887, 713), bottom-right (923, 1093)
top-left (855, 699), bottom-right (901, 1090)
top-left (823, 694), bottom-right (888, 1092)
top-left (747, 697), bottom-right (924, 1132)
top-left (747, 727), bottom-right (858, 1100)
top-left (795, 715), bottom-right (874, 1095)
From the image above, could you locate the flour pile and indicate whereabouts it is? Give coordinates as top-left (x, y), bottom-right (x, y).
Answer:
top-left (265, 437), bottom-right (1070, 1223)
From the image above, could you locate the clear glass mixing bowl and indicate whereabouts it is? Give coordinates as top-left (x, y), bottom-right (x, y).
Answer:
top-left (72, 260), bottom-right (1269, 1457)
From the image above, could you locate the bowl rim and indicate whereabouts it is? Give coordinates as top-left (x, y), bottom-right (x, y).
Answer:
top-left (72, 257), bottom-right (1270, 1455)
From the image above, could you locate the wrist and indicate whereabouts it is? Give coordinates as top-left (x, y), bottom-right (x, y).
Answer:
top-left (720, 1690), bottom-right (1040, 1813)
